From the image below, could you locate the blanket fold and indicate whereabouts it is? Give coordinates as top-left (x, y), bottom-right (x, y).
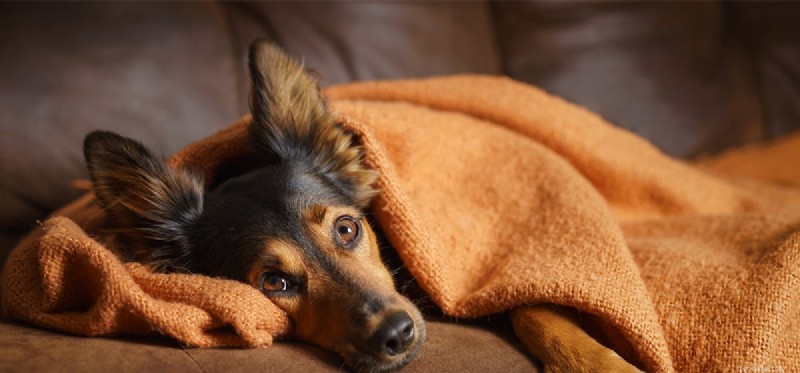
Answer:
top-left (3, 194), bottom-right (291, 347)
top-left (3, 75), bottom-right (799, 372)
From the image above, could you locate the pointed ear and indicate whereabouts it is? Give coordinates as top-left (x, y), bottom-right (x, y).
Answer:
top-left (247, 40), bottom-right (378, 207)
top-left (83, 130), bottom-right (203, 267)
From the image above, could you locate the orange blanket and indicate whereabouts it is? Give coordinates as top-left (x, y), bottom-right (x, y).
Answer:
top-left (3, 76), bottom-right (799, 372)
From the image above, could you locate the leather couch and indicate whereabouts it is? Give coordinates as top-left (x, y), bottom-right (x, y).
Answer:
top-left (2, 2), bottom-right (798, 371)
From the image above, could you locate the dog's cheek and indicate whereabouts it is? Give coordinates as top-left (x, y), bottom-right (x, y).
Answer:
top-left (269, 296), bottom-right (302, 319)
top-left (292, 300), bottom-right (350, 351)
top-left (361, 224), bottom-right (395, 289)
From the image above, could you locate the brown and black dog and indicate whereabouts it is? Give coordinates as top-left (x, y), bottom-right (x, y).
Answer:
top-left (83, 41), bottom-right (641, 373)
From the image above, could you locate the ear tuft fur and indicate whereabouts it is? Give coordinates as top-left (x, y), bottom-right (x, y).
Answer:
top-left (247, 40), bottom-right (378, 207)
top-left (83, 131), bottom-right (204, 270)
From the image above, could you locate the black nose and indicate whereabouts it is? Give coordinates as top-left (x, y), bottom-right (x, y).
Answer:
top-left (367, 311), bottom-right (415, 357)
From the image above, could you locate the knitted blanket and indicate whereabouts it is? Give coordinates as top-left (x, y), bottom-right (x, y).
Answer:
top-left (4, 76), bottom-right (800, 372)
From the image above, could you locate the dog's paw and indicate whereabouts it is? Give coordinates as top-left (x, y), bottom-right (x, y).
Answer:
top-left (543, 348), bottom-right (643, 373)
top-left (585, 349), bottom-right (644, 373)
top-left (542, 348), bottom-right (642, 373)
top-left (510, 306), bottom-right (645, 373)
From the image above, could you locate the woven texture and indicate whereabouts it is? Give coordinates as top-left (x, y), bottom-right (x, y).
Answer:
top-left (3, 76), bottom-right (800, 372)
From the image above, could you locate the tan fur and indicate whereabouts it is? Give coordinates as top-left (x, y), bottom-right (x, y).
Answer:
top-left (511, 306), bottom-right (644, 373)
top-left (306, 205), bottom-right (328, 224)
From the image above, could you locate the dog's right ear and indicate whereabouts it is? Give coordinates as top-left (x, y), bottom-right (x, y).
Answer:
top-left (83, 131), bottom-right (203, 267)
top-left (247, 40), bottom-right (378, 208)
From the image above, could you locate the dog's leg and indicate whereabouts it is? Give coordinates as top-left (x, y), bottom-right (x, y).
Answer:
top-left (510, 305), bottom-right (643, 373)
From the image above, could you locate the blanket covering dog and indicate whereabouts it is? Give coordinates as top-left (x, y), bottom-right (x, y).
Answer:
top-left (3, 76), bottom-right (799, 372)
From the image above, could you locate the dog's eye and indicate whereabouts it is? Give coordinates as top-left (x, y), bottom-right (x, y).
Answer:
top-left (260, 272), bottom-right (291, 293)
top-left (334, 215), bottom-right (361, 249)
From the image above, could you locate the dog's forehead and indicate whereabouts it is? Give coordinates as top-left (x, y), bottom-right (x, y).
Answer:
top-left (193, 165), bottom-right (353, 278)
top-left (214, 165), bottom-right (346, 206)
top-left (205, 165), bottom-right (354, 240)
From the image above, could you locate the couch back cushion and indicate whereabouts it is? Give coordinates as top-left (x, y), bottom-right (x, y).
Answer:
top-left (0, 3), bottom-right (240, 263)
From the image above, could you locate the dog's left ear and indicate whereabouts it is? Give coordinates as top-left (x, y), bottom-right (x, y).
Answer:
top-left (247, 40), bottom-right (378, 208)
top-left (83, 131), bottom-right (203, 269)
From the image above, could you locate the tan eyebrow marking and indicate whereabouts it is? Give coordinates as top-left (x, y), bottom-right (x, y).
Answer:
top-left (247, 239), bottom-right (306, 288)
top-left (309, 205), bottom-right (327, 224)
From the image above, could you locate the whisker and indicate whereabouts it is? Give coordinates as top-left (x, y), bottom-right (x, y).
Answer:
top-left (389, 265), bottom-right (404, 277)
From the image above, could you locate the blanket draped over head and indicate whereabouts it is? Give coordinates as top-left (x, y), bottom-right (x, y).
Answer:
top-left (3, 76), bottom-right (800, 372)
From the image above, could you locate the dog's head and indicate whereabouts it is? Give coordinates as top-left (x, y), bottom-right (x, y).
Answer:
top-left (83, 41), bottom-right (425, 372)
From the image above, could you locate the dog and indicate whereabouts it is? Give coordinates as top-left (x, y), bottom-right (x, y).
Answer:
top-left (83, 40), bottom-right (642, 373)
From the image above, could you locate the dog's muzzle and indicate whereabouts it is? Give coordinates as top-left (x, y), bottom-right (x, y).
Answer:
top-left (367, 311), bottom-right (416, 358)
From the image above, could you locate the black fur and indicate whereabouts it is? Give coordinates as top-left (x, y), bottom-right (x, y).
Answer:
top-left (84, 131), bottom-right (202, 270)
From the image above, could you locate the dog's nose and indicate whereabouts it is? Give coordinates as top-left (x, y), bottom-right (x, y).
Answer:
top-left (367, 311), bottom-right (415, 357)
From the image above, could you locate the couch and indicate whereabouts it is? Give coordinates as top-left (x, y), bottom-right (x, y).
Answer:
top-left (2, 2), bottom-right (799, 371)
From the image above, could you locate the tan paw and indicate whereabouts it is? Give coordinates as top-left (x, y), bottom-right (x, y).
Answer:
top-left (543, 348), bottom-right (644, 373)
top-left (586, 349), bottom-right (644, 373)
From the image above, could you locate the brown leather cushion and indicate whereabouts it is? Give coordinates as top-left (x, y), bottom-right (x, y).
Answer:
top-left (223, 1), bottom-right (502, 86)
top-left (0, 318), bottom-right (539, 372)
top-left (730, 1), bottom-right (800, 138)
top-left (493, 1), bottom-right (764, 158)
top-left (0, 2), bottom-right (239, 253)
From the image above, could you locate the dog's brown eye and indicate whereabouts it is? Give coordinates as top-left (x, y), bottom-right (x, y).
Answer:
top-left (260, 272), bottom-right (290, 293)
top-left (334, 215), bottom-right (361, 249)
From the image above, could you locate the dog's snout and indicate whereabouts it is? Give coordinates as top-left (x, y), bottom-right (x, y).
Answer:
top-left (361, 296), bottom-right (385, 317)
top-left (367, 311), bottom-right (415, 357)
